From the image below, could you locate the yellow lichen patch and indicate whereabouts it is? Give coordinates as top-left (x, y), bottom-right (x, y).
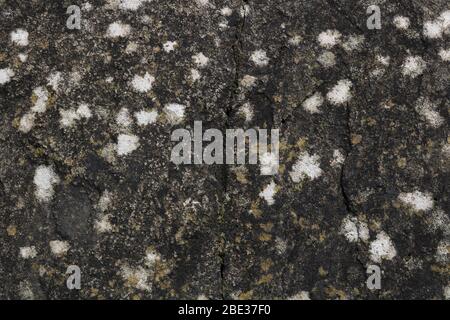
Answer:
top-left (7, 225), bottom-right (17, 236)
top-left (259, 232), bottom-right (272, 242)
top-left (324, 286), bottom-right (347, 300)
top-left (238, 290), bottom-right (254, 300)
top-left (430, 264), bottom-right (450, 275)
top-left (260, 222), bottom-right (273, 233)
top-left (351, 134), bottom-right (362, 145)
top-left (256, 274), bottom-right (273, 285)
top-left (318, 266), bottom-right (328, 277)
top-left (397, 157), bottom-right (407, 169)
top-left (234, 167), bottom-right (248, 184)
top-left (250, 201), bottom-right (262, 218)
top-left (260, 259), bottom-right (273, 272)
top-left (296, 137), bottom-right (308, 150)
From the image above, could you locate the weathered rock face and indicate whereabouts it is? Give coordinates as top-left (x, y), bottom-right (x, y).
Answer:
top-left (0, 0), bottom-right (448, 300)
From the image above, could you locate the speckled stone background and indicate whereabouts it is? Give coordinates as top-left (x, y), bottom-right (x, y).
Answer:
top-left (0, 0), bottom-right (448, 300)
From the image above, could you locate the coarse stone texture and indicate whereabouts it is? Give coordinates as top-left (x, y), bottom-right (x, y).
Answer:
top-left (0, 0), bottom-right (448, 299)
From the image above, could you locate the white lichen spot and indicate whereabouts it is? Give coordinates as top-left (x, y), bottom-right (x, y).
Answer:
top-left (76, 103), bottom-right (92, 119)
top-left (20, 246), bottom-right (37, 259)
top-left (195, 0), bottom-right (209, 7)
top-left (0, 68), bottom-right (15, 85)
top-left (444, 285), bottom-right (450, 300)
top-left (116, 107), bottom-right (133, 128)
top-left (340, 216), bottom-right (369, 243)
top-left (342, 35), bottom-right (365, 52)
top-left (302, 92), bottom-right (324, 114)
top-left (49, 240), bottom-right (70, 257)
top-left (221, 7), bottom-right (232, 16)
top-left (30, 87), bottom-right (49, 113)
top-left (401, 56), bottom-right (426, 78)
top-left (116, 134), bottom-right (140, 156)
top-left (317, 51), bottom-right (336, 68)
top-left (192, 52), bottom-right (209, 68)
top-left (436, 240), bottom-right (449, 263)
top-left (135, 109), bottom-right (158, 126)
top-left (119, 0), bottom-right (151, 11)
top-left (18, 53), bottom-right (28, 62)
top-left (326, 79), bottom-right (353, 105)
top-left (95, 214), bottom-right (114, 233)
top-left (240, 75), bottom-right (257, 88)
top-left (423, 20), bottom-right (443, 39)
top-left (287, 291), bottom-right (310, 300)
top-left (98, 190), bottom-right (112, 212)
top-left (290, 152), bottom-right (322, 182)
top-left (18, 112), bottom-right (35, 133)
top-left (163, 103), bottom-right (186, 124)
top-left (107, 21), bottom-right (131, 38)
top-left (10, 28), bottom-right (29, 46)
top-left (238, 103), bottom-right (253, 122)
top-left (415, 97), bottom-right (444, 128)
top-left (145, 250), bottom-right (161, 267)
top-left (59, 109), bottom-right (80, 128)
top-left (163, 40), bottom-right (177, 53)
top-left (250, 50), bottom-right (269, 67)
top-left (317, 29), bottom-right (342, 48)
top-left (288, 35), bottom-right (302, 46)
top-left (398, 191), bottom-right (434, 212)
top-left (125, 42), bottom-right (138, 53)
top-left (47, 72), bottom-right (62, 92)
top-left (369, 231), bottom-right (397, 263)
top-left (259, 180), bottom-right (277, 205)
top-left (240, 4), bottom-right (250, 17)
top-left (439, 48), bottom-right (450, 61)
top-left (190, 68), bottom-right (201, 82)
top-left (33, 165), bottom-right (59, 203)
top-left (131, 72), bottom-right (155, 93)
top-left (119, 264), bottom-right (151, 291)
top-left (393, 16), bottom-right (410, 30)
top-left (260, 152), bottom-right (278, 176)
top-left (376, 54), bottom-right (390, 66)
top-left (331, 149), bottom-right (345, 167)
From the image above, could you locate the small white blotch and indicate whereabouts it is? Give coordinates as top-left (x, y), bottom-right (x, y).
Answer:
top-left (240, 75), bottom-right (257, 88)
top-left (95, 214), bottom-right (114, 233)
top-left (116, 107), bottom-right (133, 128)
top-left (19, 246), bottom-right (37, 259)
top-left (18, 281), bottom-right (34, 300)
top-left (238, 103), bottom-right (253, 122)
top-left (369, 231), bottom-right (397, 263)
top-left (49, 240), bottom-right (70, 257)
top-left (59, 109), bottom-right (80, 128)
top-left (30, 87), bottom-right (49, 113)
top-left (131, 72), bottom-right (155, 93)
top-left (259, 180), bottom-right (277, 206)
top-left (192, 52), bottom-right (209, 68)
top-left (18, 53), bottom-right (28, 62)
top-left (423, 20), bottom-right (443, 39)
top-left (163, 103), bottom-right (186, 124)
top-left (98, 190), bottom-right (112, 212)
top-left (221, 7), bottom-right (232, 16)
top-left (107, 21), bottom-right (131, 38)
top-left (119, 264), bottom-right (151, 291)
top-left (288, 35), bottom-right (302, 46)
top-left (0, 68), bottom-right (15, 85)
top-left (116, 134), bottom-right (140, 156)
top-left (135, 109), bottom-right (158, 126)
top-left (444, 285), bottom-right (450, 300)
top-left (342, 35), bottom-right (365, 52)
top-left (190, 68), bottom-right (201, 82)
top-left (290, 152), bottom-right (322, 182)
top-left (402, 56), bottom-right (426, 78)
top-left (119, 0), bottom-right (151, 11)
top-left (317, 51), bottom-right (336, 68)
top-left (415, 97), bottom-right (444, 128)
top-left (326, 79), bottom-right (353, 105)
top-left (125, 42), bottom-right (138, 54)
top-left (197, 295), bottom-right (208, 300)
top-left (250, 50), bottom-right (269, 67)
top-left (398, 190), bottom-right (434, 212)
top-left (393, 16), bottom-right (410, 30)
top-left (340, 216), bottom-right (369, 243)
top-left (163, 40), bottom-right (177, 53)
top-left (145, 250), bottom-right (161, 267)
top-left (317, 29), bottom-right (342, 48)
top-left (10, 28), bottom-right (29, 46)
top-left (436, 240), bottom-right (449, 263)
top-left (76, 103), bottom-right (92, 119)
top-left (240, 4), bottom-right (250, 17)
top-left (302, 92), bottom-right (324, 114)
top-left (18, 113), bottom-right (36, 133)
top-left (376, 54), bottom-right (390, 66)
top-left (195, 0), bottom-right (209, 7)
top-left (260, 152), bottom-right (278, 176)
top-left (47, 72), bottom-right (62, 92)
top-left (34, 165), bottom-right (59, 203)
top-left (331, 149), bottom-right (345, 167)
top-left (287, 291), bottom-right (310, 300)
top-left (438, 48), bottom-right (450, 61)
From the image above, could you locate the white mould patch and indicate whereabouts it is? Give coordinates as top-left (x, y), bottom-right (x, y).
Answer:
top-left (331, 149), bottom-right (345, 167)
top-left (107, 21), bottom-right (131, 38)
top-left (415, 98), bottom-right (444, 128)
top-left (259, 180), bottom-right (277, 206)
top-left (221, 7), bottom-right (232, 16)
top-left (49, 240), bottom-right (70, 257)
top-left (95, 214), bottom-right (114, 233)
top-left (10, 28), bottom-right (29, 46)
top-left (317, 29), bottom-right (342, 48)
top-left (18, 53), bottom-right (28, 62)
top-left (287, 291), bottom-right (311, 300)
top-left (192, 52), bottom-right (209, 68)
top-left (302, 92), bottom-right (324, 114)
top-left (119, 264), bottom-right (151, 291)
top-left (340, 216), bottom-right (369, 243)
top-left (30, 87), bottom-right (49, 113)
top-left (326, 79), bottom-right (353, 105)
top-left (34, 165), bottom-right (60, 203)
top-left (190, 68), bottom-right (201, 82)
top-left (0, 68), bottom-right (15, 85)
top-left (238, 103), bottom-right (253, 122)
top-left (445, 285), bottom-right (450, 300)
top-left (436, 240), bottom-right (449, 263)
top-left (47, 72), bottom-right (62, 92)
top-left (393, 16), bottom-right (410, 30)
top-left (163, 103), bottom-right (186, 124)
top-left (131, 72), bottom-right (155, 93)
top-left (116, 107), bottom-right (133, 128)
top-left (240, 75), bottom-right (257, 88)
top-left (342, 35), bottom-right (365, 52)
top-left (423, 20), bottom-right (443, 39)
top-left (288, 35), bottom-right (302, 46)
top-left (116, 134), bottom-right (140, 156)
top-left (398, 190), bottom-right (434, 212)
top-left (135, 109), bottom-right (158, 126)
top-left (250, 50), bottom-right (269, 67)
top-left (119, 0), bottom-right (151, 11)
top-left (290, 152), bottom-right (322, 182)
top-left (18, 113), bottom-right (35, 133)
top-left (163, 40), bottom-right (177, 53)
top-left (439, 48), bottom-right (450, 61)
top-left (369, 231), bottom-right (397, 263)
top-left (59, 109), bottom-right (79, 128)
top-left (317, 51), bottom-right (336, 68)
top-left (19, 246), bottom-right (37, 259)
top-left (402, 56), bottom-right (426, 78)
top-left (76, 104), bottom-right (92, 119)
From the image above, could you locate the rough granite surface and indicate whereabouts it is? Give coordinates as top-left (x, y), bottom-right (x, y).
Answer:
top-left (0, 0), bottom-right (448, 299)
